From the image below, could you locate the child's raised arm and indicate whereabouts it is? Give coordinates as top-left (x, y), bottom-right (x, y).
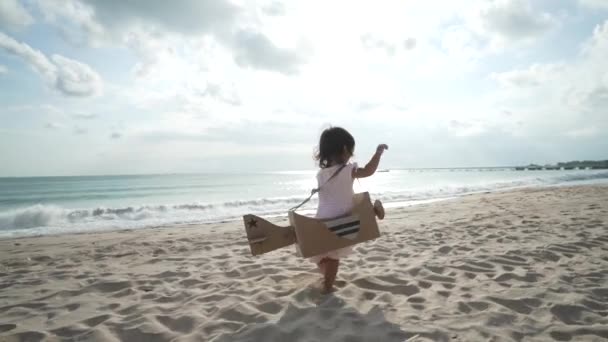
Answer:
top-left (353, 144), bottom-right (388, 178)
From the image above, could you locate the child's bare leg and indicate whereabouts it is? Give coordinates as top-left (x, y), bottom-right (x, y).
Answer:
top-left (374, 200), bottom-right (385, 220)
top-left (317, 259), bottom-right (327, 274)
top-left (322, 258), bottom-right (339, 293)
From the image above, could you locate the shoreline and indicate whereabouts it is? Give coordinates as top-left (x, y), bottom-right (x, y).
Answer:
top-left (1, 183), bottom-right (604, 242)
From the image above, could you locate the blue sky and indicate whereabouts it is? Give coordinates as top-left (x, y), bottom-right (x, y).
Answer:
top-left (1, 0), bottom-right (607, 176)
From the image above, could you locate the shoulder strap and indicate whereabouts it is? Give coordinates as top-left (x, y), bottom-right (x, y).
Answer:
top-left (289, 164), bottom-right (347, 212)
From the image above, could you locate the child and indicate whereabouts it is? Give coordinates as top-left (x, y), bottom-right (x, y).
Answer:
top-left (313, 126), bottom-right (388, 293)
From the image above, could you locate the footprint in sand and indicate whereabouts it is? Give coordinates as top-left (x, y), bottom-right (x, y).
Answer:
top-left (438, 246), bottom-right (452, 254)
top-left (418, 280), bottom-right (432, 289)
top-left (156, 315), bottom-right (196, 334)
top-left (487, 296), bottom-right (541, 315)
top-left (352, 278), bottom-right (420, 296)
top-left (0, 323), bottom-right (17, 333)
top-left (549, 331), bottom-right (572, 341)
top-left (12, 331), bottom-right (47, 341)
top-left (81, 314), bottom-right (111, 327)
top-left (407, 296), bottom-right (425, 303)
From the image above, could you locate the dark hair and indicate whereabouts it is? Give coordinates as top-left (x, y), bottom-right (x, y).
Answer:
top-left (314, 126), bottom-right (355, 168)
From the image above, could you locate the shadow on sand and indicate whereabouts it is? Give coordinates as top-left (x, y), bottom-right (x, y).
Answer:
top-left (214, 293), bottom-right (420, 342)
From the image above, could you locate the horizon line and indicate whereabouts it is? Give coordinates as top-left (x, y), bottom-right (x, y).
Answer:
top-left (2, 165), bottom-right (605, 179)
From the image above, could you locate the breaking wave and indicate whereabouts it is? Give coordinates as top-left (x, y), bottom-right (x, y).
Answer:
top-left (1, 170), bottom-right (607, 237)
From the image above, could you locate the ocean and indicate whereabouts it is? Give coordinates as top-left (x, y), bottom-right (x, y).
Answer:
top-left (1, 168), bottom-right (607, 238)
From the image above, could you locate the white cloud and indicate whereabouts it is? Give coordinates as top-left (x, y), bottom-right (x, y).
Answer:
top-left (52, 54), bottom-right (102, 97)
top-left (262, 2), bottom-right (286, 16)
top-left (201, 83), bottom-right (241, 106)
top-left (403, 38), bottom-right (417, 50)
top-left (351, 1), bottom-right (559, 80)
top-left (564, 21), bottom-right (608, 114)
top-left (435, 0), bottom-right (559, 60)
top-left (491, 63), bottom-right (564, 87)
top-left (0, 64), bottom-right (7, 74)
top-left (360, 34), bottom-right (398, 56)
top-left (566, 126), bottom-right (600, 138)
top-left (123, 29), bottom-right (179, 79)
top-left (582, 20), bottom-right (608, 63)
top-left (488, 20), bottom-right (608, 138)
top-left (232, 30), bottom-right (303, 74)
top-left (478, 0), bottom-right (556, 42)
top-left (0, 32), bottom-right (103, 97)
top-left (72, 113), bottom-right (97, 119)
top-left (36, 0), bottom-right (104, 46)
top-left (110, 132), bottom-right (121, 139)
top-left (579, 0), bottom-right (608, 10)
top-left (44, 122), bottom-right (62, 129)
top-left (438, 25), bottom-right (487, 69)
top-left (0, 0), bottom-right (34, 31)
top-left (0, 32), bottom-right (56, 80)
top-left (2, 104), bottom-right (65, 118)
top-left (36, 0), bottom-right (306, 75)
top-left (73, 126), bottom-right (87, 135)
top-left (447, 119), bottom-right (487, 137)
top-left (80, 0), bottom-right (239, 36)
top-left (5, 104), bottom-right (63, 114)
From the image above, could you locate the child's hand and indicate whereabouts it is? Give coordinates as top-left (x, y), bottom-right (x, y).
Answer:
top-left (376, 144), bottom-right (389, 154)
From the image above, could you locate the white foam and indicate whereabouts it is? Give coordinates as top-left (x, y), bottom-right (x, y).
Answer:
top-left (1, 170), bottom-right (607, 238)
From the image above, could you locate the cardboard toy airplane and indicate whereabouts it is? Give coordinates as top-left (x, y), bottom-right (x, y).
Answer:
top-left (243, 192), bottom-right (381, 258)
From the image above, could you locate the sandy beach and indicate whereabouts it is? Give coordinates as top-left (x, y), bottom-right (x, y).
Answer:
top-left (1, 185), bottom-right (607, 342)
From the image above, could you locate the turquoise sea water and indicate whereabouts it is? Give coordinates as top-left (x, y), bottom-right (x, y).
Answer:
top-left (1, 169), bottom-right (607, 237)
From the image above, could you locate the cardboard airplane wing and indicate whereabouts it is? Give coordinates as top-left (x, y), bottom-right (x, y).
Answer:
top-left (243, 192), bottom-right (381, 258)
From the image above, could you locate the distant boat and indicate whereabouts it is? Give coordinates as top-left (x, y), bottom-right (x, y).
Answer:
top-left (378, 169), bottom-right (390, 173)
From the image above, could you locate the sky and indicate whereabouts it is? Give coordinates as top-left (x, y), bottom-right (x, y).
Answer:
top-left (0, 0), bottom-right (607, 176)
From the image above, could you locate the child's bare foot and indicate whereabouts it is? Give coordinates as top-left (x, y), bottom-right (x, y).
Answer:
top-left (321, 285), bottom-right (337, 294)
top-left (374, 200), bottom-right (385, 220)
top-left (319, 258), bottom-right (339, 294)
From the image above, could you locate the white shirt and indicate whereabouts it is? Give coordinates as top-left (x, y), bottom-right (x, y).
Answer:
top-left (315, 162), bottom-right (358, 219)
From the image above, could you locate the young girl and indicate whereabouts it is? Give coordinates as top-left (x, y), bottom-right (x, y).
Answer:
top-left (313, 126), bottom-right (388, 293)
